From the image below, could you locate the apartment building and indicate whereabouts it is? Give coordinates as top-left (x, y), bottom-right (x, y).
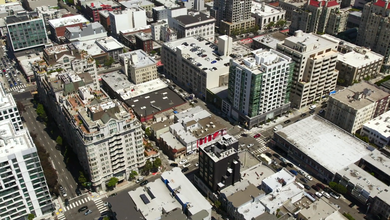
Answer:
top-left (109, 7), bottom-right (147, 36)
top-left (210, 0), bottom-right (254, 35)
top-left (356, 0), bottom-right (390, 72)
top-left (64, 22), bottom-right (107, 42)
top-left (279, 0), bottom-right (306, 20)
top-left (276, 30), bottom-right (339, 109)
top-left (251, 2), bottom-right (286, 31)
top-left (151, 20), bottom-right (177, 42)
top-left (289, 0), bottom-right (347, 35)
top-left (0, 84), bottom-right (23, 131)
top-left (6, 11), bottom-right (49, 52)
top-left (325, 81), bottom-right (390, 133)
top-left (119, 50), bottom-right (157, 84)
top-left (360, 111), bottom-right (390, 148)
top-left (35, 71), bottom-right (146, 191)
top-left (83, 0), bottom-right (121, 22)
top-left (228, 49), bottom-right (293, 128)
top-left (48, 15), bottom-right (89, 42)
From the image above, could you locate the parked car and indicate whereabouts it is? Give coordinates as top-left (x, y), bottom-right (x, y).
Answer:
top-left (140, 180), bottom-right (149, 186)
top-left (273, 153), bottom-right (280, 159)
top-left (183, 163), bottom-right (191, 168)
top-left (289, 170), bottom-right (298, 176)
top-left (170, 163), bottom-right (179, 167)
top-left (75, 188), bottom-right (82, 196)
top-left (182, 167), bottom-right (189, 173)
top-left (312, 185), bottom-right (320, 191)
top-left (305, 175), bottom-right (313, 181)
top-left (300, 113), bottom-right (307, 117)
top-left (108, 193), bottom-right (117, 197)
top-left (322, 191), bottom-right (331, 199)
top-left (64, 199), bottom-right (69, 206)
top-left (284, 120), bottom-right (291, 124)
top-left (303, 184), bottom-right (311, 190)
top-left (179, 159), bottom-right (188, 165)
top-left (316, 183), bottom-right (325, 190)
top-left (300, 177), bottom-right (308, 183)
top-left (253, 133), bottom-right (261, 138)
top-left (315, 192), bottom-right (323, 198)
top-left (78, 206), bottom-right (88, 212)
top-left (309, 105), bottom-right (317, 110)
top-left (84, 210), bottom-right (92, 216)
top-left (330, 192), bottom-right (340, 199)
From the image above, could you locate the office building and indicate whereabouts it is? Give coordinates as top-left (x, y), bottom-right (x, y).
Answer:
top-left (120, 0), bottom-right (154, 12)
top-left (48, 15), bottom-right (90, 42)
top-left (0, 84), bottom-right (23, 131)
top-left (274, 115), bottom-right (373, 182)
top-left (84, 0), bottom-right (121, 22)
top-left (356, 0), bottom-right (390, 72)
top-left (64, 22), bottom-right (107, 42)
top-left (325, 81), bottom-right (390, 133)
top-left (251, 2), bottom-right (286, 31)
top-left (6, 11), bottom-right (49, 52)
top-left (289, 0), bottom-right (348, 35)
top-left (198, 134), bottom-right (240, 191)
top-left (371, 190), bottom-right (390, 220)
top-left (361, 111), bottom-right (390, 148)
top-left (210, 0), bottom-right (255, 35)
top-left (119, 50), bottom-right (158, 84)
top-left (276, 30), bottom-right (339, 109)
top-left (35, 71), bottom-right (146, 191)
top-left (109, 7), bottom-right (147, 36)
top-left (228, 49), bottom-right (293, 128)
top-left (279, 0), bottom-right (306, 20)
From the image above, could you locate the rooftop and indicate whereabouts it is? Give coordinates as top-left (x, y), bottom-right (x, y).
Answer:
top-left (119, 50), bottom-right (157, 68)
top-left (95, 36), bottom-right (124, 51)
top-left (262, 168), bottom-right (296, 191)
top-left (72, 39), bottom-right (105, 56)
top-left (338, 163), bottom-right (387, 198)
top-left (309, 0), bottom-right (339, 7)
top-left (298, 198), bottom-right (341, 219)
top-left (260, 182), bottom-right (304, 213)
top-left (120, 0), bottom-right (154, 8)
top-left (330, 81), bottom-right (390, 110)
top-left (251, 2), bottom-right (284, 16)
top-left (338, 50), bottom-right (383, 68)
top-left (5, 11), bottom-right (40, 24)
top-left (135, 32), bottom-right (153, 41)
top-left (238, 49), bottom-right (292, 74)
top-left (280, 30), bottom-right (339, 53)
top-left (361, 150), bottom-right (390, 178)
top-left (227, 184), bottom-right (266, 219)
top-left (0, 84), bottom-right (16, 111)
top-left (363, 110), bottom-right (390, 139)
top-left (373, 0), bottom-right (390, 9)
top-left (84, 0), bottom-right (120, 8)
top-left (161, 167), bottom-right (212, 216)
top-left (201, 134), bottom-right (238, 162)
top-left (173, 11), bottom-right (215, 26)
top-left (0, 120), bottom-right (34, 157)
top-left (48, 14), bottom-right (88, 28)
top-left (253, 32), bottom-right (289, 50)
top-left (376, 189), bottom-right (390, 204)
top-left (276, 115), bottom-right (373, 174)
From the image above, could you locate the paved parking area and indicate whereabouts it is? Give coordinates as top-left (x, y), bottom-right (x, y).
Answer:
top-left (0, 56), bottom-right (28, 93)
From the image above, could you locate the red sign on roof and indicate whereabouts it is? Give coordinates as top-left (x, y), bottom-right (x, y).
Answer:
top-left (374, 0), bottom-right (390, 9)
top-left (309, 0), bottom-right (338, 7)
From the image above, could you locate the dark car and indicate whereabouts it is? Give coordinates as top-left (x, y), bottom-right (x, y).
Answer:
top-left (75, 188), bottom-right (82, 196)
top-left (289, 170), bottom-right (298, 175)
top-left (84, 210), bottom-right (92, 216)
top-left (300, 113), bottom-right (307, 117)
top-left (140, 180), bottom-right (149, 186)
top-left (273, 153), bottom-right (280, 159)
top-left (324, 187), bottom-right (332, 193)
top-left (241, 133), bottom-right (248, 137)
top-left (287, 162), bottom-right (293, 168)
top-left (300, 177), bottom-right (308, 183)
top-left (265, 152), bottom-right (272, 157)
top-left (284, 120), bottom-right (291, 124)
top-left (304, 184), bottom-right (311, 190)
top-left (312, 185), bottom-right (320, 191)
top-left (182, 167), bottom-right (189, 173)
top-left (78, 206), bottom-right (88, 212)
top-left (64, 199), bottom-right (69, 206)
top-left (170, 163), bottom-right (179, 167)
top-left (310, 109), bottom-right (315, 114)
top-left (316, 183), bottom-right (325, 190)
top-left (108, 193), bottom-right (117, 197)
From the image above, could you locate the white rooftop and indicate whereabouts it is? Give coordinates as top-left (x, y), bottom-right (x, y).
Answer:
top-left (17, 52), bottom-right (42, 77)
top-left (0, 85), bottom-right (16, 111)
top-left (241, 163), bottom-right (275, 187)
top-left (0, 120), bottom-right (33, 157)
top-left (120, 0), bottom-right (153, 8)
top-left (362, 150), bottom-right (390, 177)
top-left (338, 163), bottom-right (387, 199)
top-left (260, 182), bottom-right (304, 213)
top-left (375, 189), bottom-right (390, 205)
top-left (251, 2), bottom-right (284, 16)
top-left (160, 132), bottom-right (186, 150)
top-left (262, 168), bottom-right (296, 192)
top-left (72, 39), bottom-right (104, 56)
top-left (298, 198), bottom-right (341, 219)
top-left (119, 50), bottom-right (157, 68)
top-left (48, 14), bottom-right (88, 28)
top-left (276, 115), bottom-right (373, 174)
top-left (282, 30), bottom-right (339, 52)
top-left (161, 167), bottom-right (212, 216)
top-left (338, 50), bottom-right (383, 68)
top-left (363, 110), bottom-right (390, 139)
top-left (128, 180), bottom-right (181, 220)
top-left (95, 37), bottom-right (124, 51)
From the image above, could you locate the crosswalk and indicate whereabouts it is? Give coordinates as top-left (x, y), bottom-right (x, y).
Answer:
top-left (57, 213), bottom-right (66, 220)
top-left (62, 197), bottom-right (91, 212)
top-left (6, 84), bottom-right (26, 92)
top-left (94, 198), bottom-right (109, 213)
top-left (250, 146), bottom-right (268, 156)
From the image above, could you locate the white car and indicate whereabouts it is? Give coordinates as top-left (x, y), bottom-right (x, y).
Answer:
top-left (179, 159), bottom-right (188, 165)
top-left (315, 192), bottom-right (322, 198)
top-left (322, 191), bottom-right (331, 199)
top-left (195, 163), bottom-right (199, 167)
top-left (183, 163), bottom-right (191, 168)
top-left (305, 175), bottom-right (313, 181)
top-left (309, 105), bottom-right (317, 110)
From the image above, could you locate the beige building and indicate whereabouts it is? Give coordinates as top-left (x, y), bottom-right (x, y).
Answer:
top-left (251, 2), bottom-right (286, 31)
top-left (279, 0), bottom-right (306, 21)
top-left (276, 30), bottom-right (339, 109)
top-left (325, 81), bottom-right (390, 133)
top-left (119, 50), bottom-right (157, 84)
top-left (297, 198), bottom-right (347, 220)
top-left (220, 19), bottom-right (255, 36)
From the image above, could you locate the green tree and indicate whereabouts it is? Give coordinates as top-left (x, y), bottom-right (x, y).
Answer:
top-left (343, 213), bottom-right (355, 220)
top-left (153, 158), bottom-right (162, 168)
top-left (36, 103), bottom-right (47, 122)
top-left (78, 171), bottom-right (87, 186)
top-left (251, 25), bottom-right (259, 33)
top-left (143, 160), bottom-right (153, 175)
top-left (267, 21), bottom-right (275, 29)
top-left (334, 184), bottom-right (347, 194)
top-left (145, 127), bottom-right (152, 138)
top-left (214, 200), bottom-right (221, 209)
top-left (27, 213), bottom-right (35, 220)
top-left (129, 170), bottom-right (138, 180)
top-left (103, 217), bottom-right (110, 220)
top-left (95, 59), bottom-right (100, 67)
top-left (329, 181), bottom-right (337, 189)
top-left (106, 177), bottom-right (119, 188)
top-left (104, 56), bottom-right (115, 67)
top-left (276, 19), bottom-right (287, 28)
top-left (56, 136), bottom-right (63, 146)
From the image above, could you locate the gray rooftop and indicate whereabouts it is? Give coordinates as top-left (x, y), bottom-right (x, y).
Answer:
top-left (119, 49), bottom-right (157, 68)
top-left (276, 115), bottom-right (373, 174)
top-left (227, 184), bottom-right (263, 207)
top-left (174, 12), bottom-right (215, 26)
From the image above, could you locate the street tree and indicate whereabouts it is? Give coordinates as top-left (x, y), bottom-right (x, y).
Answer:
top-left (106, 177), bottom-right (119, 189)
top-left (153, 158), bottom-right (162, 168)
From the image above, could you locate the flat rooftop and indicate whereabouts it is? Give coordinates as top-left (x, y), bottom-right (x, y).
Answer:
top-left (281, 30), bottom-right (339, 52)
top-left (48, 14), bottom-right (88, 28)
top-left (363, 110), bottom-right (390, 139)
top-left (376, 189), bottom-right (390, 205)
top-left (227, 184), bottom-right (266, 219)
top-left (119, 50), bottom-right (157, 68)
top-left (17, 52), bottom-right (42, 77)
top-left (72, 39), bottom-right (105, 56)
top-left (251, 2), bottom-right (284, 16)
top-left (124, 87), bottom-right (186, 117)
top-left (298, 198), bottom-right (340, 219)
top-left (174, 12), bottom-right (215, 26)
top-left (362, 150), bottom-right (390, 177)
top-left (253, 32), bottom-right (289, 50)
top-left (330, 81), bottom-right (390, 110)
top-left (120, 0), bottom-right (153, 8)
top-left (338, 50), bottom-right (383, 68)
top-left (260, 182), bottom-right (304, 212)
top-left (262, 168), bottom-right (296, 191)
top-left (95, 37), bottom-right (124, 51)
top-left (0, 119), bottom-right (33, 157)
top-left (338, 163), bottom-right (387, 198)
top-left (276, 115), bottom-right (373, 174)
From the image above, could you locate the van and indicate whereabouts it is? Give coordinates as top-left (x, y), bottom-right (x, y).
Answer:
top-left (136, 177), bottom-right (144, 183)
top-left (309, 105), bottom-right (317, 110)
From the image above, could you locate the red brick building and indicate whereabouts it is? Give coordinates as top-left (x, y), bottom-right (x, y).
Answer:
top-left (85, 1), bottom-right (121, 22)
top-left (135, 32), bottom-right (153, 53)
top-left (48, 15), bottom-right (89, 42)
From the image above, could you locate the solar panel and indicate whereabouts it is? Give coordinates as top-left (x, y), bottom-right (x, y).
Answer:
top-left (140, 194), bottom-right (150, 204)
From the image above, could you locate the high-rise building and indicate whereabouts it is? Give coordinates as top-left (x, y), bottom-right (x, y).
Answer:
top-left (0, 85), bottom-right (23, 131)
top-left (210, 0), bottom-right (255, 35)
top-left (228, 49), bottom-right (293, 128)
top-left (356, 0), bottom-right (390, 72)
top-left (6, 11), bottom-right (49, 52)
top-left (276, 30), bottom-right (339, 109)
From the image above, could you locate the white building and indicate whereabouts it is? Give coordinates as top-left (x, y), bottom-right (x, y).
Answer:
top-left (228, 48), bottom-right (293, 128)
top-left (151, 20), bottom-right (177, 42)
top-left (129, 167), bottom-right (212, 220)
top-left (109, 7), bottom-right (147, 36)
top-left (119, 49), bottom-right (158, 84)
top-left (361, 111), bottom-right (390, 148)
top-left (251, 2), bottom-right (286, 30)
top-left (0, 84), bottom-right (23, 131)
top-left (261, 168), bottom-right (296, 194)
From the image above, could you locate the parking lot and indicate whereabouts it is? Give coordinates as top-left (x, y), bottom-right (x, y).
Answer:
top-left (0, 56), bottom-right (28, 93)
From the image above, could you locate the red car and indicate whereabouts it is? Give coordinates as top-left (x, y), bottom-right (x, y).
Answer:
top-left (253, 133), bottom-right (261, 138)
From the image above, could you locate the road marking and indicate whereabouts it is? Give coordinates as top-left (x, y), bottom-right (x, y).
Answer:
top-left (66, 176), bottom-right (68, 180)
top-left (58, 161), bottom-right (60, 165)
top-left (54, 154), bottom-right (56, 158)
top-left (70, 185), bottom-right (73, 189)
top-left (62, 169), bottom-right (64, 172)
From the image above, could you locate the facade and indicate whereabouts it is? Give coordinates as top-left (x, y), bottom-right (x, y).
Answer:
top-left (228, 49), bottom-right (293, 128)
top-left (279, 0), bottom-right (306, 20)
top-left (251, 2), bottom-right (286, 31)
top-left (151, 20), bottom-right (177, 42)
top-left (361, 111), bottom-right (390, 148)
top-left (0, 84), bottom-right (23, 131)
top-left (95, 36), bottom-right (124, 61)
top-left (21, 0), bottom-right (57, 10)
top-left (98, 10), bottom-right (111, 31)
top-left (169, 11), bottom-right (215, 42)
top-left (135, 32), bottom-right (153, 53)
top-left (48, 15), bottom-right (90, 42)
top-left (84, 0), bottom-right (121, 22)
top-left (371, 190), bottom-right (390, 220)
top-left (274, 115), bottom-right (373, 183)
top-left (276, 30), bottom-right (339, 109)
top-left (35, 71), bottom-right (146, 191)
top-left (289, 0), bottom-right (347, 35)
top-left (119, 50), bottom-right (157, 84)
top-left (64, 22), bottom-right (107, 42)
top-left (297, 199), bottom-right (345, 220)
top-left (325, 81), bottom-right (390, 133)
top-left (356, 0), bottom-right (390, 72)
top-left (109, 7), bottom-right (146, 36)
top-left (198, 134), bottom-right (240, 191)
top-left (6, 12), bottom-right (49, 52)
